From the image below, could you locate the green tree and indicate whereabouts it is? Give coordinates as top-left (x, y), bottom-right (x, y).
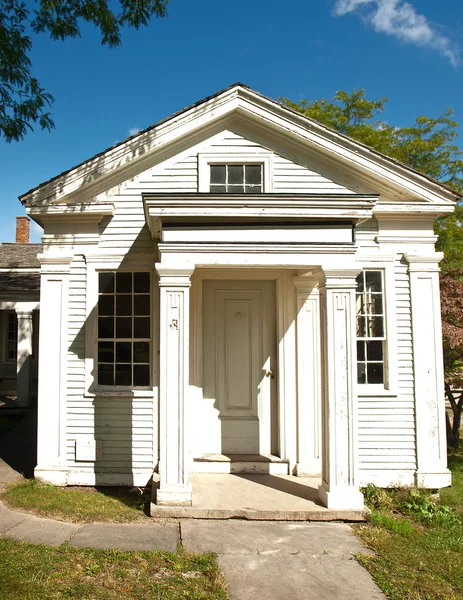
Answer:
top-left (0, 0), bottom-right (169, 142)
top-left (280, 90), bottom-right (463, 270)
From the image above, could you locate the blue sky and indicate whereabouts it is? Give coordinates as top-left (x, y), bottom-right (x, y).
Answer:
top-left (1, 0), bottom-right (462, 242)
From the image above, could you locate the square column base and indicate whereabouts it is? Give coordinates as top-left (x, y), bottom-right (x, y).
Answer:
top-left (34, 467), bottom-right (68, 486)
top-left (156, 483), bottom-right (193, 507)
top-left (295, 462), bottom-right (321, 477)
top-left (415, 470), bottom-right (452, 489)
top-left (318, 482), bottom-right (364, 510)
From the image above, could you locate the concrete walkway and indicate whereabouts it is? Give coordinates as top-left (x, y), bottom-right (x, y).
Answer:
top-left (0, 498), bottom-right (386, 600)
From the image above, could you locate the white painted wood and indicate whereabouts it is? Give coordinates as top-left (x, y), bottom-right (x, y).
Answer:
top-left (294, 277), bottom-right (321, 476)
top-left (406, 254), bottom-right (451, 488)
top-left (202, 280), bottom-right (276, 455)
top-left (317, 269), bottom-right (364, 510)
top-left (155, 265), bottom-right (194, 506)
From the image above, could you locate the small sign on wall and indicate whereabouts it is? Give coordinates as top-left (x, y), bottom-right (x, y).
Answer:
top-left (75, 437), bottom-right (103, 462)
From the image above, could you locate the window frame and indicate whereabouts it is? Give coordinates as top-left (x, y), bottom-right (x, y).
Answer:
top-left (198, 153), bottom-right (272, 193)
top-left (355, 261), bottom-right (398, 397)
top-left (84, 260), bottom-right (155, 397)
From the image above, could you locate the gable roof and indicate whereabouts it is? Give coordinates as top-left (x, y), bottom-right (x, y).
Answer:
top-left (19, 83), bottom-right (460, 207)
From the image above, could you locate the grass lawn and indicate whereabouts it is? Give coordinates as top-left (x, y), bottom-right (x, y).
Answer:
top-left (1, 479), bottom-right (150, 523)
top-left (354, 447), bottom-right (463, 600)
top-left (0, 538), bottom-right (227, 599)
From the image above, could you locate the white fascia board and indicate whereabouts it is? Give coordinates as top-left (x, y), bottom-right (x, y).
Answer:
top-left (373, 202), bottom-right (454, 217)
top-left (21, 85), bottom-right (459, 207)
top-left (144, 194), bottom-right (376, 222)
top-left (27, 202), bottom-right (115, 227)
top-left (236, 90), bottom-right (459, 206)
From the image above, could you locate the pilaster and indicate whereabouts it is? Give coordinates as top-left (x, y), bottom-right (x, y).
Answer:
top-left (15, 306), bottom-right (34, 407)
top-left (405, 253), bottom-right (451, 488)
top-left (35, 254), bottom-right (73, 486)
top-left (317, 269), bottom-right (364, 509)
top-left (293, 276), bottom-right (321, 477)
top-left (155, 264), bottom-right (194, 506)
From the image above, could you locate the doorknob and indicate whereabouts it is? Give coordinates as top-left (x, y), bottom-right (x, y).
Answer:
top-left (265, 370), bottom-right (275, 379)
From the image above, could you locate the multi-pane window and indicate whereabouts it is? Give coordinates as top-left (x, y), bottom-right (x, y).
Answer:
top-left (6, 312), bottom-right (17, 362)
top-left (356, 271), bottom-right (385, 384)
top-left (97, 272), bottom-right (151, 387)
top-left (210, 164), bottom-right (262, 193)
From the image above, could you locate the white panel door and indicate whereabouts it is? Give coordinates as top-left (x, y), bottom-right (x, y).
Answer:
top-left (203, 280), bottom-right (277, 454)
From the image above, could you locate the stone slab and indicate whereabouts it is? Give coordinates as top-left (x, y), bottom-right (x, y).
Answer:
top-left (70, 523), bottom-right (178, 551)
top-left (0, 507), bottom-right (27, 533)
top-left (181, 521), bottom-right (369, 556)
top-left (219, 554), bottom-right (386, 600)
top-left (5, 517), bottom-right (78, 546)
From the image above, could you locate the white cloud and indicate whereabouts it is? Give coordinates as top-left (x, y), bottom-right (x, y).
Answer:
top-left (333, 0), bottom-right (460, 66)
top-left (128, 127), bottom-right (141, 136)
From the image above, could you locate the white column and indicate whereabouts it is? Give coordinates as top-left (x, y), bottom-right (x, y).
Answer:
top-left (35, 255), bottom-right (73, 486)
top-left (405, 254), bottom-right (451, 488)
top-left (294, 276), bottom-right (321, 477)
top-left (15, 307), bottom-right (34, 407)
top-left (155, 265), bottom-right (194, 506)
top-left (317, 269), bottom-right (364, 510)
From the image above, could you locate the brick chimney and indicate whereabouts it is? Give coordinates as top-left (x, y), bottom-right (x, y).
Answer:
top-left (16, 216), bottom-right (30, 243)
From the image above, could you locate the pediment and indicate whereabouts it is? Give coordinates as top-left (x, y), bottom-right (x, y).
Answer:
top-left (20, 84), bottom-right (459, 209)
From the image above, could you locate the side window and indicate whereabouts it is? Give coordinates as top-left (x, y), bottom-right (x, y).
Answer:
top-left (209, 164), bottom-right (262, 193)
top-left (356, 271), bottom-right (385, 385)
top-left (96, 272), bottom-right (151, 387)
top-left (5, 312), bottom-right (17, 362)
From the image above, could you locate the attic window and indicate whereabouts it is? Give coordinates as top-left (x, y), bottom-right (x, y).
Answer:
top-left (210, 164), bottom-right (262, 193)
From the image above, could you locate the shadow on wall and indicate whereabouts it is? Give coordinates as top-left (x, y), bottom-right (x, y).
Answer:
top-left (67, 228), bottom-right (159, 488)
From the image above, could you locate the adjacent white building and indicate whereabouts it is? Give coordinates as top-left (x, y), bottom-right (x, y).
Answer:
top-left (20, 84), bottom-right (457, 510)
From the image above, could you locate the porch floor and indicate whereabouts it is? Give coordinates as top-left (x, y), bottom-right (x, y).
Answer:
top-left (150, 474), bottom-right (367, 521)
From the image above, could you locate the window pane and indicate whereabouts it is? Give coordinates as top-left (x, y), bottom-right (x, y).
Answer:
top-left (365, 271), bottom-right (382, 292)
top-left (356, 294), bottom-right (365, 315)
top-left (134, 295), bottom-right (150, 316)
top-left (99, 272), bottom-right (114, 294)
top-left (116, 317), bottom-right (132, 338)
top-left (98, 364), bottom-right (114, 386)
top-left (229, 185), bottom-right (244, 193)
top-left (116, 342), bottom-right (132, 363)
top-left (245, 165), bottom-right (261, 184)
top-left (98, 295), bottom-right (114, 316)
top-left (210, 185), bottom-right (227, 193)
top-left (133, 341), bottom-right (149, 363)
top-left (116, 295), bottom-right (132, 316)
top-left (98, 318), bottom-right (114, 338)
top-left (357, 363), bottom-right (366, 384)
top-left (115, 364), bottom-right (131, 386)
top-left (210, 165), bottom-right (226, 184)
top-left (357, 341), bottom-right (365, 361)
top-left (116, 272), bottom-right (132, 294)
top-left (228, 165), bottom-right (244, 184)
top-left (98, 342), bottom-right (114, 363)
top-left (134, 365), bottom-right (150, 387)
top-left (245, 185), bottom-right (262, 193)
top-left (367, 294), bottom-right (383, 315)
top-left (367, 340), bottom-right (383, 361)
top-left (357, 317), bottom-right (365, 337)
top-left (367, 363), bottom-right (384, 384)
top-left (134, 317), bottom-right (150, 339)
top-left (356, 273), bottom-right (364, 293)
top-left (134, 272), bottom-right (150, 293)
top-left (367, 317), bottom-right (384, 337)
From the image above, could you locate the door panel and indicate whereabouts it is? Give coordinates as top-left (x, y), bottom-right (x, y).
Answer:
top-left (203, 280), bottom-right (276, 454)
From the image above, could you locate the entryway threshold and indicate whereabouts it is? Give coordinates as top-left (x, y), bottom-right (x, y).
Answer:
top-left (150, 474), bottom-right (367, 522)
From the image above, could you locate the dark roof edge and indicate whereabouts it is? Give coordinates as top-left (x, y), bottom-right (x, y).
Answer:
top-left (18, 83), bottom-right (249, 205)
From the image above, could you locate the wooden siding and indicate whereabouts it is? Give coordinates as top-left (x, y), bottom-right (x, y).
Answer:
top-left (358, 256), bottom-right (417, 483)
top-left (127, 130), bottom-right (355, 195)
top-left (65, 255), bottom-right (156, 476)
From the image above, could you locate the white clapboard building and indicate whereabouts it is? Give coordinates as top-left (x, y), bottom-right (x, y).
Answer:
top-left (20, 84), bottom-right (457, 510)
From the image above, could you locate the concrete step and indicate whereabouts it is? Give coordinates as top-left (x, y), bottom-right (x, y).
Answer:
top-left (191, 454), bottom-right (289, 475)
